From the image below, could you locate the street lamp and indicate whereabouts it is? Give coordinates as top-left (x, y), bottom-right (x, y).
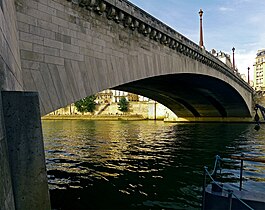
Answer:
top-left (247, 67), bottom-right (250, 84)
top-left (199, 9), bottom-right (204, 48)
top-left (232, 47), bottom-right (235, 70)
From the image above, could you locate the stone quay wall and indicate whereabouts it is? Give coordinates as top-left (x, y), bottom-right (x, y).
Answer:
top-left (47, 101), bottom-right (178, 120)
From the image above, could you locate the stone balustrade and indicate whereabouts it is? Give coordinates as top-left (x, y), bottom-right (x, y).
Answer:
top-left (66, 0), bottom-right (252, 92)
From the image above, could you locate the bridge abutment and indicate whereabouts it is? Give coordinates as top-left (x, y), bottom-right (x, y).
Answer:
top-left (1, 91), bottom-right (51, 210)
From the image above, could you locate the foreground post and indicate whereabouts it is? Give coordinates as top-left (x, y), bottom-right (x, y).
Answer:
top-left (2, 91), bottom-right (51, 210)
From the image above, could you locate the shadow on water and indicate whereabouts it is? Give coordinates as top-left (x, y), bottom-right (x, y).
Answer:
top-left (42, 120), bottom-right (265, 209)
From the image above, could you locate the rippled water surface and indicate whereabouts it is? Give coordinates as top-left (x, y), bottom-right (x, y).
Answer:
top-left (42, 120), bottom-right (265, 209)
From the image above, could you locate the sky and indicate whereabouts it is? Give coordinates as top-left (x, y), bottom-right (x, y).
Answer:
top-left (128, 0), bottom-right (265, 79)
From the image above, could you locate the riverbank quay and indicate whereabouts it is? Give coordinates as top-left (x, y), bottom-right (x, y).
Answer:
top-left (42, 115), bottom-right (256, 123)
top-left (42, 114), bottom-right (148, 121)
top-left (164, 117), bottom-right (255, 123)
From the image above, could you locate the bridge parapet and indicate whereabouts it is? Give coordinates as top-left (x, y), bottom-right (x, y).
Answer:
top-left (67, 0), bottom-right (252, 93)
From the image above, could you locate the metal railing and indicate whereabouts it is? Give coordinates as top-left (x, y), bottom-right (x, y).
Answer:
top-left (201, 154), bottom-right (264, 210)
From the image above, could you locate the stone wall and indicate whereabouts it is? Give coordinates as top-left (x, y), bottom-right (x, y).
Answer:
top-left (1, 1), bottom-right (50, 209)
top-left (47, 101), bottom-right (178, 120)
top-left (0, 0), bottom-right (23, 90)
top-left (0, 0), bottom-right (22, 208)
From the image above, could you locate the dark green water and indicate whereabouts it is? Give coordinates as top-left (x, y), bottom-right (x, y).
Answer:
top-left (42, 120), bottom-right (265, 210)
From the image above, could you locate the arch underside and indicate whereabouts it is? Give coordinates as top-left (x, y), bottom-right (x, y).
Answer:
top-left (115, 74), bottom-right (251, 118)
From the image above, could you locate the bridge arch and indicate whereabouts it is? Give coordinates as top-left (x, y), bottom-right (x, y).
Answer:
top-left (115, 73), bottom-right (251, 118)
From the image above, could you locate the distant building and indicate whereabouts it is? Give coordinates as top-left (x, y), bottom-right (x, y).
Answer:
top-left (211, 49), bottom-right (251, 82)
top-left (240, 73), bottom-right (253, 86)
top-left (47, 89), bottom-right (178, 120)
top-left (211, 49), bottom-right (233, 69)
top-left (253, 49), bottom-right (265, 91)
top-left (95, 89), bottom-right (113, 104)
top-left (95, 89), bottom-right (150, 104)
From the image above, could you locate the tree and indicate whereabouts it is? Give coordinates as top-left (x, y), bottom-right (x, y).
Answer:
top-left (74, 95), bottom-right (97, 113)
top-left (118, 97), bottom-right (129, 112)
top-left (74, 99), bottom-right (86, 113)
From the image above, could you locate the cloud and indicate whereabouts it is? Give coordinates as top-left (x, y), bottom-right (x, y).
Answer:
top-left (235, 50), bottom-right (256, 79)
top-left (219, 7), bottom-right (234, 12)
top-left (233, 0), bottom-right (253, 4)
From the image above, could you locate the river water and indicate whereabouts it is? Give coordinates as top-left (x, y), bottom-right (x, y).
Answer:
top-left (42, 120), bottom-right (265, 209)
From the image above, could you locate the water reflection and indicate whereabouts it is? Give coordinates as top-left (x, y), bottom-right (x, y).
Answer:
top-left (42, 121), bottom-right (265, 209)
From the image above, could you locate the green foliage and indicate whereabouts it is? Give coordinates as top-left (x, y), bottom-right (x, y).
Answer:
top-left (74, 95), bottom-right (97, 113)
top-left (118, 97), bottom-right (129, 112)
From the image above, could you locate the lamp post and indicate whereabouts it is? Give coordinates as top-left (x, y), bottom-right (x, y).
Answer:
top-left (248, 67), bottom-right (250, 84)
top-left (199, 9), bottom-right (204, 48)
top-left (232, 47), bottom-right (235, 70)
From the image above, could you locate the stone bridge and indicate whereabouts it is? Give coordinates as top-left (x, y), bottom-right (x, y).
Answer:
top-left (3, 0), bottom-right (254, 120)
top-left (0, 0), bottom-right (255, 209)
